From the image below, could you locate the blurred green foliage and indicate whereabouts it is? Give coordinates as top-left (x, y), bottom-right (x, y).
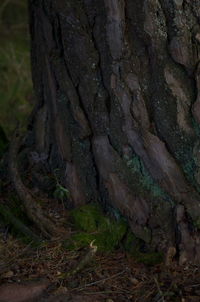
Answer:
top-left (0, 0), bottom-right (33, 136)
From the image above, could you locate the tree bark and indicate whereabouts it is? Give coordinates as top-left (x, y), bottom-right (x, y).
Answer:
top-left (28, 0), bottom-right (200, 264)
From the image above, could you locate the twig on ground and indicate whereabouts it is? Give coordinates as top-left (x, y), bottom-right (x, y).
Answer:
top-left (0, 241), bottom-right (34, 274)
top-left (59, 240), bottom-right (97, 279)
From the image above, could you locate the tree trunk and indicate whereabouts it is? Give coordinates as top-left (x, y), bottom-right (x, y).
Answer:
top-left (28, 0), bottom-right (200, 264)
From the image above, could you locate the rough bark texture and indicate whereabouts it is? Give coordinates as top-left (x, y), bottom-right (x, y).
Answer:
top-left (28, 0), bottom-right (200, 264)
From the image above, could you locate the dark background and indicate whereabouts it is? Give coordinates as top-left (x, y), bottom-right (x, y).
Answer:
top-left (0, 0), bottom-right (32, 137)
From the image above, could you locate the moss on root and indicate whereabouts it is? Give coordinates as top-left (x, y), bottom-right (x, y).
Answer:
top-left (123, 230), bottom-right (163, 265)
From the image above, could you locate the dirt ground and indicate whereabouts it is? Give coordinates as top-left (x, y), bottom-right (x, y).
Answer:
top-left (1, 231), bottom-right (200, 302)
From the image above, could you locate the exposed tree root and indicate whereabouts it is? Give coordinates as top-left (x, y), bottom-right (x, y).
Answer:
top-left (9, 131), bottom-right (58, 238)
top-left (0, 203), bottom-right (41, 243)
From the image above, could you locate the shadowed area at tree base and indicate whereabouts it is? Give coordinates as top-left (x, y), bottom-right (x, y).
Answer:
top-left (0, 197), bottom-right (163, 266)
top-left (65, 203), bottom-right (163, 266)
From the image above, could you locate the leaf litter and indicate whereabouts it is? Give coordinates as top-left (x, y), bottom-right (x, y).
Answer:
top-left (1, 230), bottom-right (200, 302)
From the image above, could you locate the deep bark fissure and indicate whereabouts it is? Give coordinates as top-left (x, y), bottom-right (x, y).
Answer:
top-left (90, 20), bottom-right (112, 121)
top-left (74, 84), bottom-right (101, 201)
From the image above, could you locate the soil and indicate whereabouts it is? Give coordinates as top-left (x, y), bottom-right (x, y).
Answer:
top-left (1, 231), bottom-right (200, 302)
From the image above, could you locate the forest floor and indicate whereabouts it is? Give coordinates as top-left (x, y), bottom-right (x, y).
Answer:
top-left (1, 232), bottom-right (200, 302)
top-left (1, 189), bottom-right (200, 302)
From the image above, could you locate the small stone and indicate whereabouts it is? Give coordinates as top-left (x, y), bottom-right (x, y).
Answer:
top-left (52, 286), bottom-right (68, 295)
top-left (130, 277), bottom-right (139, 285)
top-left (195, 33), bottom-right (200, 43)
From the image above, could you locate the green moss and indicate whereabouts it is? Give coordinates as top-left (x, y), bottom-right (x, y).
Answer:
top-left (68, 203), bottom-right (127, 252)
top-left (66, 204), bottom-right (163, 262)
top-left (133, 251), bottom-right (164, 266)
top-left (63, 232), bottom-right (94, 250)
top-left (71, 203), bottom-right (103, 232)
top-left (95, 217), bottom-right (127, 251)
top-left (123, 230), bottom-right (141, 252)
top-left (123, 230), bottom-right (163, 265)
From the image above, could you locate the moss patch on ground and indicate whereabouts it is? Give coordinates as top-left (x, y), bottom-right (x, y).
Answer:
top-left (63, 203), bottom-right (127, 252)
top-left (62, 203), bottom-right (163, 265)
